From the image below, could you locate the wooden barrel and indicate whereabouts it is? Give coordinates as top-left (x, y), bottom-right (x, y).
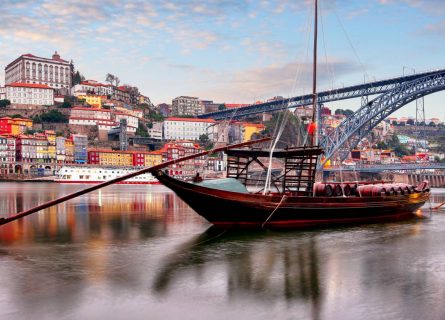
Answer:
top-left (314, 183), bottom-right (334, 197)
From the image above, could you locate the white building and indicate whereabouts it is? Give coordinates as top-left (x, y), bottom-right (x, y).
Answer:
top-left (69, 107), bottom-right (136, 134)
top-left (172, 96), bottom-right (204, 116)
top-left (163, 117), bottom-right (215, 140)
top-left (4, 82), bottom-right (54, 105)
top-left (148, 122), bottom-right (163, 140)
top-left (71, 80), bottom-right (113, 97)
top-left (5, 52), bottom-right (72, 90)
top-left (70, 107), bottom-right (112, 120)
top-left (115, 112), bottom-right (138, 134)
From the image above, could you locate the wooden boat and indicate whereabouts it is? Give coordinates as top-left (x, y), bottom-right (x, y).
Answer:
top-left (154, 146), bottom-right (430, 228)
top-left (154, 0), bottom-right (430, 228)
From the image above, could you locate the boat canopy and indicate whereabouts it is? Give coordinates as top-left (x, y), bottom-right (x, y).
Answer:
top-left (194, 178), bottom-right (249, 194)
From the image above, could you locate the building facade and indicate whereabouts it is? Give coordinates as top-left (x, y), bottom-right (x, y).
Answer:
top-left (172, 96), bottom-right (203, 116)
top-left (163, 117), bottom-right (215, 141)
top-left (4, 82), bottom-right (54, 106)
top-left (0, 136), bottom-right (16, 174)
top-left (71, 80), bottom-right (113, 97)
top-left (5, 52), bottom-right (73, 90)
top-left (0, 117), bottom-right (33, 135)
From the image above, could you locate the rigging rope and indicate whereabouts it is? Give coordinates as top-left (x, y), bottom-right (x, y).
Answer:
top-left (263, 3), bottom-right (314, 194)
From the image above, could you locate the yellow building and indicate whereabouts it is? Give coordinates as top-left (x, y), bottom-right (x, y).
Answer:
top-left (89, 150), bottom-right (134, 167)
top-left (0, 117), bottom-right (33, 135)
top-left (77, 95), bottom-right (106, 108)
top-left (242, 123), bottom-right (265, 142)
top-left (144, 152), bottom-right (163, 167)
top-left (65, 138), bottom-right (74, 163)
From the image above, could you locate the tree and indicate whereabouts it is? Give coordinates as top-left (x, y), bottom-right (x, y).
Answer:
top-left (199, 134), bottom-right (213, 149)
top-left (406, 118), bottom-right (414, 125)
top-left (59, 101), bottom-right (72, 108)
top-left (334, 109), bottom-right (353, 117)
top-left (105, 73), bottom-right (120, 87)
top-left (135, 123), bottom-right (149, 137)
top-left (105, 73), bottom-right (115, 86)
top-left (218, 104), bottom-right (226, 111)
top-left (10, 114), bottom-right (23, 118)
top-left (33, 110), bottom-right (68, 123)
top-left (0, 99), bottom-right (11, 108)
top-left (72, 71), bottom-right (85, 85)
top-left (343, 109), bottom-right (354, 117)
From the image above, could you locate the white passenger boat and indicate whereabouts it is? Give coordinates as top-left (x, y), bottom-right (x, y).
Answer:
top-left (56, 165), bottom-right (159, 184)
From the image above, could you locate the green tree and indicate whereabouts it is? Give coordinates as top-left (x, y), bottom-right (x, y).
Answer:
top-left (59, 101), bottom-right (72, 108)
top-left (406, 118), bottom-right (415, 125)
top-left (218, 104), bottom-right (226, 111)
top-left (136, 123), bottom-right (149, 137)
top-left (10, 114), bottom-right (23, 118)
top-left (72, 71), bottom-right (85, 85)
top-left (0, 99), bottom-right (11, 108)
top-left (199, 134), bottom-right (213, 149)
top-left (334, 109), bottom-right (353, 117)
top-left (34, 110), bottom-right (68, 123)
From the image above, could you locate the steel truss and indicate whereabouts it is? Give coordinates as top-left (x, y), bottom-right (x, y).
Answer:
top-left (319, 72), bottom-right (445, 167)
top-left (199, 69), bottom-right (445, 120)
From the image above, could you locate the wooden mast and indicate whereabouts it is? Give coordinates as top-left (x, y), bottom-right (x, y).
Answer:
top-left (305, 0), bottom-right (318, 194)
top-left (311, 0), bottom-right (318, 146)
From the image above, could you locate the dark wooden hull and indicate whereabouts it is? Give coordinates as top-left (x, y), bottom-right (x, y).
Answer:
top-left (155, 171), bottom-right (430, 228)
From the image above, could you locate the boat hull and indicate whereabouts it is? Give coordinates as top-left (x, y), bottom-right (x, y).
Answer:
top-left (155, 171), bottom-right (430, 228)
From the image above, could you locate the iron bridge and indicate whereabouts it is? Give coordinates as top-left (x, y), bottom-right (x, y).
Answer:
top-left (198, 68), bottom-right (445, 167)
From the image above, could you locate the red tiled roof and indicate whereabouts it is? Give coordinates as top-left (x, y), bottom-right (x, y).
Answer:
top-left (69, 117), bottom-right (115, 122)
top-left (71, 107), bottom-right (111, 112)
top-left (166, 117), bottom-right (215, 123)
top-left (79, 81), bottom-right (110, 87)
top-left (114, 112), bottom-right (138, 117)
top-left (6, 82), bottom-right (53, 89)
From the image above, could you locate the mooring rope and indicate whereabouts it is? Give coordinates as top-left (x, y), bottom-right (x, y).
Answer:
top-left (262, 194), bottom-right (287, 228)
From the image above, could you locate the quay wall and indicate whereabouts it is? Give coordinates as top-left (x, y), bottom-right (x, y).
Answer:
top-left (393, 173), bottom-right (445, 188)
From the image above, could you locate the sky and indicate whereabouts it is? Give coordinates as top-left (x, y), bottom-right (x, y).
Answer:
top-left (1, 0), bottom-right (445, 119)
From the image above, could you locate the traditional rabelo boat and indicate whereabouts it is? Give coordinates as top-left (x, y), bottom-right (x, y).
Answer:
top-left (154, 146), bottom-right (430, 228)
top-left (153, 0), bottom-right (430, 228)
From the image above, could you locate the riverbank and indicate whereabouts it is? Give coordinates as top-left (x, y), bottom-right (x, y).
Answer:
top-left (0, 175), bottom-right (56, 182)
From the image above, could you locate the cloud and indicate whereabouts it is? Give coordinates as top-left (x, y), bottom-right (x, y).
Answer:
top-left (377, 0), bottom-right (445, 14)
top-left (199, 58), bottom-right (361, 102)
top-left (420, 20), bottom-right (445, 36)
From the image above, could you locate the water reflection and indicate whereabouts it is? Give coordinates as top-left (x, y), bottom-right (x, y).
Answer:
top-left (153, 228), bottom-right (324, 319)
top-left (0, 183), bottom-right (204, 244)
top-left (1, 184), bottom-right (445, 319)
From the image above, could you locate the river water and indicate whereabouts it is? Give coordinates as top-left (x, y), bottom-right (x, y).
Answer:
top-left (0, 183), bottom-right (444, 320)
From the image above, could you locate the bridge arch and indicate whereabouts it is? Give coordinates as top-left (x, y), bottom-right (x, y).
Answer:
top-left (320, 72), bottom-right (445, 167)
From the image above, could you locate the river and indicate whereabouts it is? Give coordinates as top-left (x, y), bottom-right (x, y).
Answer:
top-left (0, 182), bottom-right (444, 320)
